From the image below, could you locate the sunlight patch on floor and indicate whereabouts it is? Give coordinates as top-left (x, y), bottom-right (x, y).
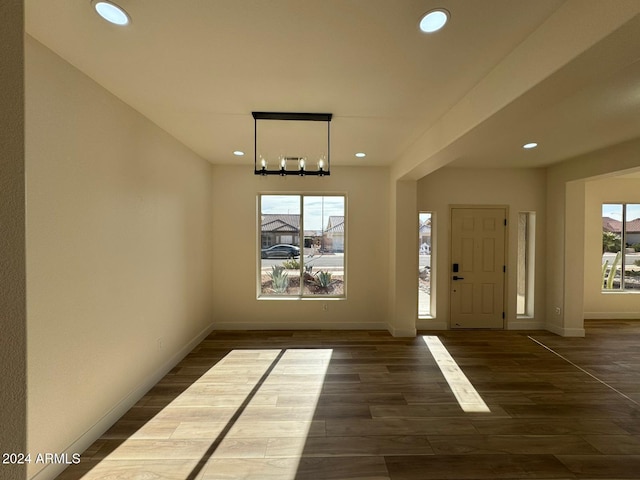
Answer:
top-left (422, 336), bottom-right (490, 413)
top-left (257, 349), bottom-right (332, 474)
top-left (71, 348), bottom-right (332, 479)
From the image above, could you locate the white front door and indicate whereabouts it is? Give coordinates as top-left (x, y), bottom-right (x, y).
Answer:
top-left (450, 207), bottom-right (506, 329)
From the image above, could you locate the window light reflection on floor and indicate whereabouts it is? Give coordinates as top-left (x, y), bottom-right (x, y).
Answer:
top-left (255, 349), bottom-right (333, 476)
top-left (88, 348), bottom-right (332, 479)
top-left (197, 348), bottom-right (333, 477)
top-left (422, 336), bottom-right (490, 413)
top-left (102, 349), bottom-right (283, 463)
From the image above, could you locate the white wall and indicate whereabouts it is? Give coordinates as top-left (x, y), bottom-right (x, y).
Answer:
top-left (211, 165), bottom-right (390, 330)
top-left (26, 37), bottom-right (215, 479)
top-left (417, 167), bottom-right (547, 330)
top-left (584, 177), bottom-right (640, 318)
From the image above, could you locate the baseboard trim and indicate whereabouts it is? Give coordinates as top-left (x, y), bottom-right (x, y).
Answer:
top-left (386, 324), bottom-right (417, 337)
top-left (212, 321), bottom-right (388, 331)
top-left (545, 323), bottom-right (585, 337)
top-left (584, 312), bottom-right (640, 320)
top-left (33, 322), bottom-right (216, 480)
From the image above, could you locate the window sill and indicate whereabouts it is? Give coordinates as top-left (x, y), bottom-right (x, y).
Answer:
top-left (601, 290), bottom-right (640, 294)
top-left (257, 296), bottom-right (346, 300)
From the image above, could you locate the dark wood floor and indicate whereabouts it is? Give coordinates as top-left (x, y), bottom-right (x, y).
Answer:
top-left (55, 320), bottom-right (640, 479)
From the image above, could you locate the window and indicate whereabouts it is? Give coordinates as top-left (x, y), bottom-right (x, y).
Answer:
top-left (602, 203), bottom-right (640, 291)
top-left (517, 212), bottom-right (535, 316)
top-left (418, 212), bottom-right (432, 316)
top-left (259, 194), bottom-right (345, 298)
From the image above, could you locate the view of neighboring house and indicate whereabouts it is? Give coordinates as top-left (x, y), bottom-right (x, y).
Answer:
top-left (324, 216), bottom-right (345, 253)
top-left (261, 214), bottom-right (345, 253)
top-left (303, 230), bottom-right (322, 249)
top-left (419, 217), bottom-right (431, 253)
top-left (602, 216), bottom-right (640, 246)
top-left (260, 214), bottom-right (300, 247)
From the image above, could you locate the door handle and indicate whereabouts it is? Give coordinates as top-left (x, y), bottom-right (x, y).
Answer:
top-left (452, 275), bottom-right (465, 281)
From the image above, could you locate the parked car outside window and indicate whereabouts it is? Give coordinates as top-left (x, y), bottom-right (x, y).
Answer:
top-left (261, 244), bottom-right (300, 259)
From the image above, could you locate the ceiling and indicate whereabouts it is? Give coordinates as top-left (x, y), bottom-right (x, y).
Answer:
top-left (25, 1), bottom-right (640, 177)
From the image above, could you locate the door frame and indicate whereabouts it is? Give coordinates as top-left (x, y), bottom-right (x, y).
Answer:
top-left (449, 205), bottom-right (508, 329)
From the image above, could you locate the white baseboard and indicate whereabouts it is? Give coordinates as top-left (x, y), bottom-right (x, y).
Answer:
top-left (386, 324), bottom-right (417, 337)
top-left (212, 321), bottom-right (388, 331)
top-left (213, 321), bottom-right (416, 337)
top-left (32, 322), bottom-right (216, 480)
top-left (545, 323), bottom-right (585, 337)
top-left (417, 318), bottom-right (546, 331)
top-left (584, 312), bottom-right (640, 320)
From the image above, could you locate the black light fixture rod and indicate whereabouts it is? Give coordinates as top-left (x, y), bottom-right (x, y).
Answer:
top-left (254, 115), bottom-right (259, 174)
top-left (252, 112), bottom-right (332, 122)
top-left (254, 170), bottom-right (329, 176)
top-left (327, 119), bottom-right (331, 173)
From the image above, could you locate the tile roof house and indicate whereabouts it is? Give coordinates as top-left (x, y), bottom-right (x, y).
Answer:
top-left (602, 216), bottom-right (621, 233)
top-left (324, 216), bottom-right (345, 252)
top-left (260, 214), bottom-right (300, 247)
top-left (602, 216), bottom-right (640, 245)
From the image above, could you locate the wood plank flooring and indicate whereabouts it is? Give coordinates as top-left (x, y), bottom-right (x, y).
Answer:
top-left (55, 320), bottom-right (640, 479)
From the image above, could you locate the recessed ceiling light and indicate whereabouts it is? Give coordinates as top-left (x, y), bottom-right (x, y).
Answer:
top-left (419, 9), bottom-right (449, 33)
top-left (233, 151), bottom-right (245, 156)
top-left (523, 142), bottom-right (538, 149)
top-left (93, 1), bottom-right (130, 26)
top-left (355, 152), bottom-right (366, 158)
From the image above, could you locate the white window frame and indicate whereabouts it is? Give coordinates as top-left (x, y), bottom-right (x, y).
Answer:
top-left (602, 203), bottom-right (640, 292)
top-left (258, 193), bottom-right (346, 299)
top-left (418, 211), bottom-right (433, 318)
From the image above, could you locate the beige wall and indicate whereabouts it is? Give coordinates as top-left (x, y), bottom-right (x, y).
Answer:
top-left (388, 179), bottom-right (419, 336)
top-left (26, 37), bottom-right (214, 479)
top-left (584, 177), bottom-right (640, 317)
top-left (0, 2), bottom-right (27, 479)
top-left (211, 165), bottom-right (390, 330)
top-left (417, 167), bottom-right (547, 330)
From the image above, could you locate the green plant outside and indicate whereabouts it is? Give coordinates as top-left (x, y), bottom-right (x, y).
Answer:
top-left (602, 231), bottom-right (621, 253)
top-left (282, 259), bottom-right (300, 270)
top-left (314, 270), bottom-right (333, 289)
top-left (269, 265), bottom-right (289, 293)
top-left (602, 251), bottom-right (621, 289)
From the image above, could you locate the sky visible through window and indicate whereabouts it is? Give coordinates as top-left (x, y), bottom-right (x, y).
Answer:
top-left (261, 195), bottom-right (344, 230)
top-left (603, 204), bottom-right (640, 220)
